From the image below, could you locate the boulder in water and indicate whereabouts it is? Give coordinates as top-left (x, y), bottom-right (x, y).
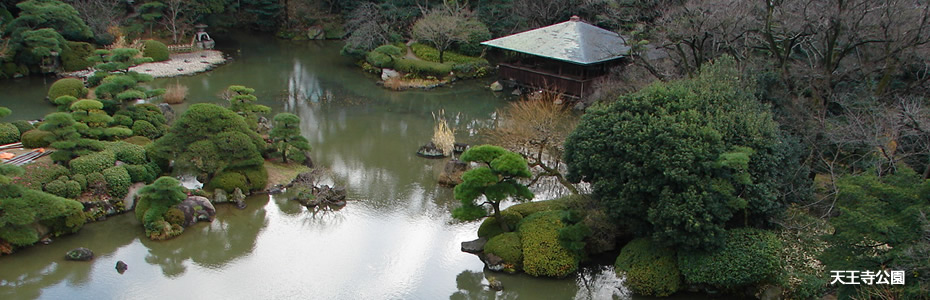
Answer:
top-left (231, 188), bottom-right (247, 209)
top-left (65, 248), bottom-right (94, 261)
top-left (213, 188), bottom-right (228, 203)
top-left (490, 81), bottom-right (503, 92)
top-left (157, 103), bottom-right (175, 124)
top-left (438, 159), bottom-right (467, 186)
top-left (176, 196), bottom-right (216, 227)
top-left (115, 261), bottom-right (128, 274)
top-left (461, 237), bottom-right (487, 253)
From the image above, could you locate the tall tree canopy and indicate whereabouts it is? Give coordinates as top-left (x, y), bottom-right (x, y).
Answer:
top-left (564, 56), bottom-right (790, 251)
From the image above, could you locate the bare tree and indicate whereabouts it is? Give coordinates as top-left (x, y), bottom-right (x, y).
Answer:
top-left (161, 0), bottom-right (193, 44)
top-left (65, 0), bottom-right (123, 41)
top-left (411, 6), bottom-right (481, 63)
top-left (343, 2), bottom-right (391, 55)
top-left (512, 0), bottom-right (575, 28)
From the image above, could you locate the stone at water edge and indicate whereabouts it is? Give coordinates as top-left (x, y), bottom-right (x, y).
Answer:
top-left (490, 81), bottom-right (503, 92)
top-left (65, 248), bottom-right (94, 261)
top-left (213, 188), bottom-right (228, 203)
top-left (484, 253), bottom-right (505, 272)
top-left (176, 196), bottom-right (217, 227)
top-left (438, 159), bottom-right (467, 186)
top-left (488, 277), bottom-right (504, 291)
top-left (115, 261), bottom-right (128, 274)
top-left (382, 69), bottom-right (400, 81)
top-left (461, 237), bottom-right (488, 253)
top-left (267, 184), bottom-right (285, 195)
top-left (157, 103), bottom-right (175, 124)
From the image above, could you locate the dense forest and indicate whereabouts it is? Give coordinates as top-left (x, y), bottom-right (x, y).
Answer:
top-left (1, 0), bottom-right (929, 299)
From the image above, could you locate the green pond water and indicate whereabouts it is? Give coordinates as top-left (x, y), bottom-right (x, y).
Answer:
top-left (0, 35), bottom-right (711, 299)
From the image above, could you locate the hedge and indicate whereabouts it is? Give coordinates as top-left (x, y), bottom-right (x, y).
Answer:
top-left (0, 190), bottom-right (84, 246)
top-left (240, 166), bottom-right (268, 192)
top-left (615, 238), bottom-right (681, 297)
top-left (485, 232), bottom-right (523, 272)
top-left (125, 164), bottom-right (156, 184)
top-left (208, 171), bottom-right (248, 194)
top-left (366, 51), bottom-right (394, 68)
top-left (410, 43), bottom-right (488, 65)
top-left (11, 120), bottom-right (34, 134)
top-left (71, 173), bottom-right (87, 190)
top-left (477, 209), bottom-right (523, 239)
top-left (44, 179), bottom-right (82, 199)
top-left (48, 78), bottom-right (87, 101)
top-left (678, 228), bottom-right (783, 291)
top-left (142, 40), bottom-right (170, 62)
top-left (132, 120), bottom-right (159, 139)
top-left (394, 58), bottom-right (452, 77)
top-left (518, 210), bottom-right (579, 278)
top-left (374, 44), bottom-right (404, 56)
top-left (14, 161), bottom-right (70, 190)
top-left (103, 166), bottom-right (131, 198)
top-left (124, 135), bottom-right (153, 146)
top-left (109, 141), bottom-right (146, 164)
top-left (70, 150), bottom-right (116, 175)
top-left (506, 196), bottom-right (582, 219)
top-left (112, 114), bottom-right (133, 127)
top-left (61, 41), bottom-right (95, 72)
top-left (0, 123), bottom-right (20, 144)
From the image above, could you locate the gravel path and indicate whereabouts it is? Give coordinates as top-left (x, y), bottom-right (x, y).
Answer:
top-left (59, 50), bottom-right (227, 79)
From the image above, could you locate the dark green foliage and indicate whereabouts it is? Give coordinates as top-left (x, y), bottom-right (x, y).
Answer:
top-left (52, 95), bottom-right (77, 111)
top-left (518, 210), bottom-right (579, 278)
top-left (102, 165), bottom-right (130, 198)
top-left (226, 85), bottom-right (270, 130)
top-left (477, 209), bottom-right (523, 239)
top-left (124, 164), bottom-right (155, 184)
top-left (0, 123), bottom-right (19, 144)
top-left (822, 167), bottom-right (930, 298)
top-left (47, 78), bottom-right (87, 101)
top-left (11, 120), bottom-right (34, 134)
top-left (0, 106), bottom-right (9, 119)
top-left (394, 58), bottom-right (453, 77)
top-left (11, 160), bottom-right (69, 191)
top-left (240, 0), bottom-right (283, 31)
top-left (365, 50), bottom-right (394, 68)
top-left (207, 171), bottom-right (247, 193)
top-left (453, 145), bottom-right (533, 229)
top-left (270, 113), bottom-right (310, 163)
top-left (485, 232), bottom-right (523, 271)
top-left (108, 141), bottom-right (146, 164)
top-left (505, 197), bottom-right (581, 218)
top-left (5, 0), bottom-right (93, 41)
top-left (557, 212), bottom-right (591, 255)
top-left (141, 40), bottom-right (169, 62)
top-left (564, 56), bottom-right (785, 251)
top-left (615, 238), bottom-right (681, 297)
top-left (150, 103), bottom-right (265, 182)
top-left (111, 114), bottom-right (133, 127)
top-left (70, 173), bottom-right (86, 190)
top-left (43, 178), bottom-right (81, 198)
top-left (0, 189), bottom-right (84, 247)
top-left (374, 44), bottom-right (403, 56)
top-left (60, 41), bottom-right (94, 72)
top-left (69, 150), bottom-right (115, 175)
top-left (678, 228), bottom-right (782, 291)
top-left (238, 166), bottom-right (268, 191)
top-left (135, 177), bottom-right (186, 239)
top-left (410, 43), bottom-right (488, 65)
top-left (123, 135), bottom-right (152, 146)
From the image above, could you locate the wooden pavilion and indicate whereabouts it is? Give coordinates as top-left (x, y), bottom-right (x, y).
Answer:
top-left (481, 16), bottom-right (630, 97)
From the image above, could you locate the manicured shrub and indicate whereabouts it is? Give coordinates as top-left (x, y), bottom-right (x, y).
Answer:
top-left (112, 114), bottom-right (133, 127)
top-left (48, 78), bottom-right (87, 101)
top-left (11, 120), bottom-right (34, 134)
top-left (208, 171), bottom-right (248, 193)
top-left (239, 166), bottom-right (268, 192)
top-left (506, 196), bottom-right (581, 218)
top-left (131, 120), bottom-right (159, 139)
top-left (125, 164), bottom-right (156, 184)
top-left (366, 50), bottom-right (394, 68)
top-left (109, 141), bottom-right (146, 164)
top-left (123, 135), bottom-right (153, 146)
top-left (0, 123), bottom-right (20, 144)
top-left (103, 127), bottom-right (134, 140)
top-left (477, 209), bottom-right (523, 239)
top-left (678, 228), bottom-right (783, 291)
top-left (44, 179), bottom-right (82, 199)
top-left (615, 238), bottom-right (681, 297)
top-left (70, 173), bottom-right (87, 190)
top-left (134, 196), bottom-right (151, 222)
top-left (410, 43), bottom-right (489, 64)
top-left (0, 190), bottom-right (85, 246)
top-left (103, 166), bottom-right (131, 198)
top-left (164, 207), bottom-right (185, 226)
top-left (518, 210), bottom-right (579, 278)
top-left (394, 58), bottom-right (453, 77)
top-left (485, 232), bottom-right (523, 272)
top-left (69, 150), bottom-right (116, 175)
top-left (12, 161), bottom-right (70, 190)
top-left (61, 41), bottom-right (95, 72)
top-left (374, 44), bottom-right (404, 56)
top-left (142, 40), bottom-right (170, 62)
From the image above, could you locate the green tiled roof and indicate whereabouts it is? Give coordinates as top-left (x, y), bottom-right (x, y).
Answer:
top-left (480, 16), bottom-right (630, 65)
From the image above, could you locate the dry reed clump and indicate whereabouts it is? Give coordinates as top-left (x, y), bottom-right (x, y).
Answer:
top-left (106, 26), bottom-right (144, 51)
top-left (382, 77), bottom-right (444, 91)
top-left (432, 110), bottom-right (455, 156)
top-left (163, 83), bottom-right (188, 104)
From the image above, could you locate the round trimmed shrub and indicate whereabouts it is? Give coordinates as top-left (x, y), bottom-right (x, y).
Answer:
top-left (48, 78), bottom-right (87, 101)
top-left (11, 120), bottom-right (34, 134)
top-left (132, 120), bottom-right (159, 139)
top-left (0, 123), bottom-right (20, 144)
top-left (61, 41), bottom-right (95, 72)
top-left (485, 232), bottom-right (523, 272)
top-left (164, 207), bottom-right (185, 226)
top-left (70, 151), bottom-right (116, 175)
top-left (394, 58), bottom-right (452, 77)
top-left (70, 173), bottom-right (87, 190)
top-left (44, 179), bottom-right (82, 199)
top-left (142, 40), bottom-right (170, 62)
top-left (134, 196), bottom-right (151, 222)
top-left (374, 44), bottom-right (403, 56)
top-left (518, 210), bottom-right (580, 278)
top-left (124, 164), bottom-right (156, 184)
top-left (366, 51), bottom-right (394, 68)
top-left (615, 238), bottom-right (681, 297)
top-left (103, 165), bottom-right (131, 198)
top-left (239, 166), bottom-right (268, 192)
top-left (678, 228), bottom-right (783, 291)
top-left (109, 141), bottom-right (146, 164)
top-left (112, 114), bottom-right (133, 127)
top-left (208, 171), bottom-right (248, 193)
top-left (477, 209), bottom-right (523, 239)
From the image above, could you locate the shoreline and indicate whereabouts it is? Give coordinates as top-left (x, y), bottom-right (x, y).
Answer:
top-left (59, 50), bottom-right (227, 79)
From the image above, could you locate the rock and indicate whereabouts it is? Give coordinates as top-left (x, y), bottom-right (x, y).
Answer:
top-left (40, 237), bottom-right (52, 245)
top-left (175, 196), bottom-right (216, 227)
top-left (231, 188), bottom-right (246, 209)
top-left (124, 182), bottom-right (146, 210)
top-left (511, 89), bottom-right (522, 96)
top-left (65, 248), bottom-right (94, 261)
top-left (302, 152), bottom-right (314, 168)
top-left (290, 172), bottom-right (316, 187)
top-left (461, 237), bottom-right (487, 253)
top-left (307, 26), bottom-right (325, 40)
top-left (759, 285), bottom-right (782, 300)
top-left (267, 184), bottom-right (285, 195)
top-left (257, 116), bottom-right (273, 133)
top-left (213, 188), bottom-right (228, 203)
top-left (484, 253), bottom-right (505, 271)
top-left (490, 81), bottom-right (503, 92)
top-left (381, 69), bottom-right (400, 81)
top-left (157, 103), bottom-right (175, 124)
top-left (438, 159), bottom-right (467, 186)
top-left (115, 261), bottom-right (128, 274)
top-left (488, 277), bottom-right (504, 291)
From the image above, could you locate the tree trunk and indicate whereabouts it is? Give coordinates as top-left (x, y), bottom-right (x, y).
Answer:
top-left (492, 201), bottom-right (509, 232)
top-left (439, 49), bottom-right (444, 64)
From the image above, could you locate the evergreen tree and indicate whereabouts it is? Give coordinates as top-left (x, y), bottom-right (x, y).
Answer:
top-left (38, 112), bottom-right (102, 163)
top-left (452, 145), bottom-right (534, 232)
top-left (225, 85), bottom-right (270, 131)
top-left (269, 113), bottom-right (310, 163)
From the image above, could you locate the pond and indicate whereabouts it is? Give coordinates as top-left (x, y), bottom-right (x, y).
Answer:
top-left (0, 35), bottom-right (709, 299)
